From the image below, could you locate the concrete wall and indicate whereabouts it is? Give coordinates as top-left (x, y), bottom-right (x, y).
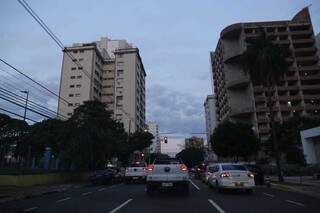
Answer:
top-left (301, 126), bottom-right (320, 164)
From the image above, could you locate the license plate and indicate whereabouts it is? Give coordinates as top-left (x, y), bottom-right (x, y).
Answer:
top-left (162, 182), bottom-right (173, 187)
top-left (132, 177), bottom-right (139, 180)
top-left (235, 182), bottom-right (244, 187)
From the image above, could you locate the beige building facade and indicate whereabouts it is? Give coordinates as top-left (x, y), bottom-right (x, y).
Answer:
top-left (212, 8), bottom-right (320, 147)
top-left (58, 37), bottom-right (146, 133)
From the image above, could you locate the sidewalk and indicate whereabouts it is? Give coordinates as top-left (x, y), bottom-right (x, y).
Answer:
top-left (0, 182), bottom-right (87, 204)
top-left (269, 176), bottom-right (320, 199)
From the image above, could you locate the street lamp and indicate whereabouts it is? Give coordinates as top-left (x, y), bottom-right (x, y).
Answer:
top-left (20, 90), bottom-right (29, 121)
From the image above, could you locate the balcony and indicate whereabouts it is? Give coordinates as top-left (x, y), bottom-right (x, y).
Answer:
top-left (226, 78), bottom-right (250, 89)
top-left (303, 94), bottom-right (320, 100)
top-left (285, 75), bottom-right (299, 81)
top-left (292, 38), bottom-right (314, 44)
top-left (221, 23), bottom-right (242, 39)
top-left (296, 56), bottom-right (319, 63)
top-left (277, 85), bottom-right (299, 91)
top-left (259, 128), bottom-right (270, 135)
top-left (294, 46), bottom-right (317, 53)
top-left (255, 96), bottom-right (266, 103)
top-left (305, 104), bottom-right (320, 111)
top-left (256, 106), bottom-right (268, 112)
top-left (298, 65), bottom-right (320, 71)
top-left (300, 74), bottom-right (320, 81)
top-left (290, 30), bottom-right (313, 36)
top-left (277, 95), bottom-right (302, 101)
top-left (229, 105), bottom-right (254, 117)
top-left (301, 85), bottom-right (320, 90)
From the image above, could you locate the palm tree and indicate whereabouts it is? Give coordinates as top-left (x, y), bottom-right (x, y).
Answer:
top-left (241, 30), bottom-right (289, 182)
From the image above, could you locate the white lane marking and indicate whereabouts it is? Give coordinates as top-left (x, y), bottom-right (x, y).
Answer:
top-left (263, 193), bottom-right (275, 198)
top-left (208, 199), bottom-right (226, 213)
top-left (23, 207), bottom-right (39, 212)
top-left (189, 179), bottom-right (200, 190)
top-left (98, 187), bottom-right (106, 191)
top-left (286, 200), bottom-right (305, 207)
top-left (109, 198), bottom-right (133, 213)
top-left (82, 192), bottom-right (92, 196)
top-left (56, 197), bottom-right (71, 203)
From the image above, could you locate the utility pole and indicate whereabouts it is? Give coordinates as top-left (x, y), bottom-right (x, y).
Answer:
top-left (21, 90), bottom-right (29, 121)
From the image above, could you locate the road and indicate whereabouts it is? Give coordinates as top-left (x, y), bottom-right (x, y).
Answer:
top-left (0, 179), bottom-right (319, 213)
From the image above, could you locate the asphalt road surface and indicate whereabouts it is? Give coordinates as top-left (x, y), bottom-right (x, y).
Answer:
top-left (1, 179), bottom-right (319, 213)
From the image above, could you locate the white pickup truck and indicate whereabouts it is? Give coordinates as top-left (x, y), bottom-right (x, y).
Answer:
top-left (145, 158), bottom-right (189, 195)
top-left (125, 162), bottom-right (146, 183)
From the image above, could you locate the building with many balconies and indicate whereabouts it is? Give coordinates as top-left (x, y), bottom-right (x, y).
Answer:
top-left (212, 8), bottom-right (320, 146)
top-left (58, 37), bottom-right (146, 133)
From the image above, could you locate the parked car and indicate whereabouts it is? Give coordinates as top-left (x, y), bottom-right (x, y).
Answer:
top-left (90, 168), bottom-right (120, 185)
top-left (145, 158), bottom-right (189, 195)
top-left (245, 164), bottom-right (265, 185)
top-left (125, 162), bottom-right (147, 183)
top-left (207, 163), bottom-right (255, 194)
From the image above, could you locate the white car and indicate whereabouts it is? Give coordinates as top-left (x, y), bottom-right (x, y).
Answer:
top-left (145, 158), bottom-right (189, 195)
top-left (207, 163), bottom-right (255, 194)
top-left (125, 162), bottom-right (147, 183)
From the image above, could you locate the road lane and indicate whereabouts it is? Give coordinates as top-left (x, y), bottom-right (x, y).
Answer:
top-left (1, 179), bottom-right (319, 213)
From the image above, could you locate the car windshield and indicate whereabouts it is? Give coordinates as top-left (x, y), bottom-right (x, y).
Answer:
top-left (222, 165), bottom-right (247, 171)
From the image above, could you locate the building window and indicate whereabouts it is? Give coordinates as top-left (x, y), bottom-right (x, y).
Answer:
top-left (75, 93), bottom-right (80, 97)
top-left (70, 85), bottom-right (75, 88)
top-left (78, 67), bottom-right (83, 70)
top-left (69, 94), bottom-right (74, 97)
top-left (118, 53), bottom-right (123, 58)
top-left (80, 50), bottom-right (84, 53)
top-left (75, 103), bottom-right (80, 106)
top-left (103, 85), bottom-right (112, 88)
top-left (106, 78), bottom-right (114, 80)
top-left (73, 50), bottom-right (77, 54)
top-left (67, 113), bottom-right (72, 116)
top-left (68, 103), bottom-right (73, 106)
top-left (72, 59), bottom-right (77, 62)
top-left (76, 84), bottom-right (81, 88)
top-left (77, 75), bottom-right (82, 79)
top-left (117, 70), bottom-right (124, 76)
top-left (70, 76), bottom-right (75, 79)
top-left (117, 61), bottom-right (124, 66)
top-left (78, 58), bottom-right (84, 61)
top-left (71, 67), bottom-right (76, 70)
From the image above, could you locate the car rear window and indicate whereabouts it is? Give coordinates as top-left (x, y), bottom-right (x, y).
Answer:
top-left (154, 158), bottom-right (181, 164)
top-left (222, 165), bottom-right (247, 171)
top-left (130, 163), bottom-right (145, 167)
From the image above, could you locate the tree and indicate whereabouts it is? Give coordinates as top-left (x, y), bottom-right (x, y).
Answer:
top-left (176, 147), bottom-right (204, 167)
top-left (61, 101), bottom-right (127, 170)
top-left (271, 116), bottom-right (320, 164)
top-left (128, 131), bottom-right (154, 152)
top-left (25, 118), bottom-right (66, 167)
top-left (241, 30), bottom-right (289, 182)
top-left (211, 121), bottom-right (259, 161)
top-left (0, 113), bottom-right (29, 167)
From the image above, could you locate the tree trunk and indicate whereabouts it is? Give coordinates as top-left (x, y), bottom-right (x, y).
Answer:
top-left (267, 85), bottom-right (284, 182)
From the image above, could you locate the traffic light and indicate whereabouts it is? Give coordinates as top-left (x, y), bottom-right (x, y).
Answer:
top-left (164, 136), bottom-right (168, 144)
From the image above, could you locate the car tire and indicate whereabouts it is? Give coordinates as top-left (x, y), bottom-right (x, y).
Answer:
top-left (208, 182), bottom-right (213, 189)
top-left (246, 189), bottom-right (253, 195)
top-left (215, 181), bottom-right (221, 193)
top-left (146, 185), bottom-right (154, 196)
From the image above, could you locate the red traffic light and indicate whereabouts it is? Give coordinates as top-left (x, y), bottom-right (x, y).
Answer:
top-left (164, 136), bottom-right (168, 143)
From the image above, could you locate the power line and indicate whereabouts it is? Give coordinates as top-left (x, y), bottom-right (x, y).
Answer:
top-left (0, 107), bottom-right (37, 123)
top-left (0, 58), bottom-right (70, 105)
top-left (17, 0), bottom-right (137, 124)
top-left (0, 87), bottom-right (67, 119)
top-left (0, 68), bottom-right (63, 104)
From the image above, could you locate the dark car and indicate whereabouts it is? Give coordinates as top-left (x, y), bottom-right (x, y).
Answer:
top-left (194, 163), bottom-right (206, 180)
top-left (90, 168), bottom-right (122, 185)
top-left (245, 164), bottom-right (265, 185)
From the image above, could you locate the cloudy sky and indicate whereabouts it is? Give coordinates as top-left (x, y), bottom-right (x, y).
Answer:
top-left (0, 0), bottom-right (319, 153)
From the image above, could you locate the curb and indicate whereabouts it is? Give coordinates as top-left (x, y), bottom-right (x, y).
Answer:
top-left (271, 183), bottom-right (320, 199)
top-left (0, 188), bottom-right (68, 204)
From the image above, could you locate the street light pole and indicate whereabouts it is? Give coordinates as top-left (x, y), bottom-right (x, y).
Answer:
top-left (21, 90), bottom-right (29, 121)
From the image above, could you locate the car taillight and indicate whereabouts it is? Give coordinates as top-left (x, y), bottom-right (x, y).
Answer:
top-left (248, 173), bottom-right (255, 178)
top-left (220, 172), bottom-right (230, 178)
top-left (180, 164), bottom-right (188, 171)
top-left (146, 165), bottom-right (154, 172)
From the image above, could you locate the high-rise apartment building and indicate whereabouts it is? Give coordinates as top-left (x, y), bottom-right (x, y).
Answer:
top-left (146, 122), bottom-right (161, 153)
top-left (212, 8), bottom-right (320, 145)
top-left (204, 95), bottom-right (217, 148)
top-left (58, 37), bottom-right (146, 133)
